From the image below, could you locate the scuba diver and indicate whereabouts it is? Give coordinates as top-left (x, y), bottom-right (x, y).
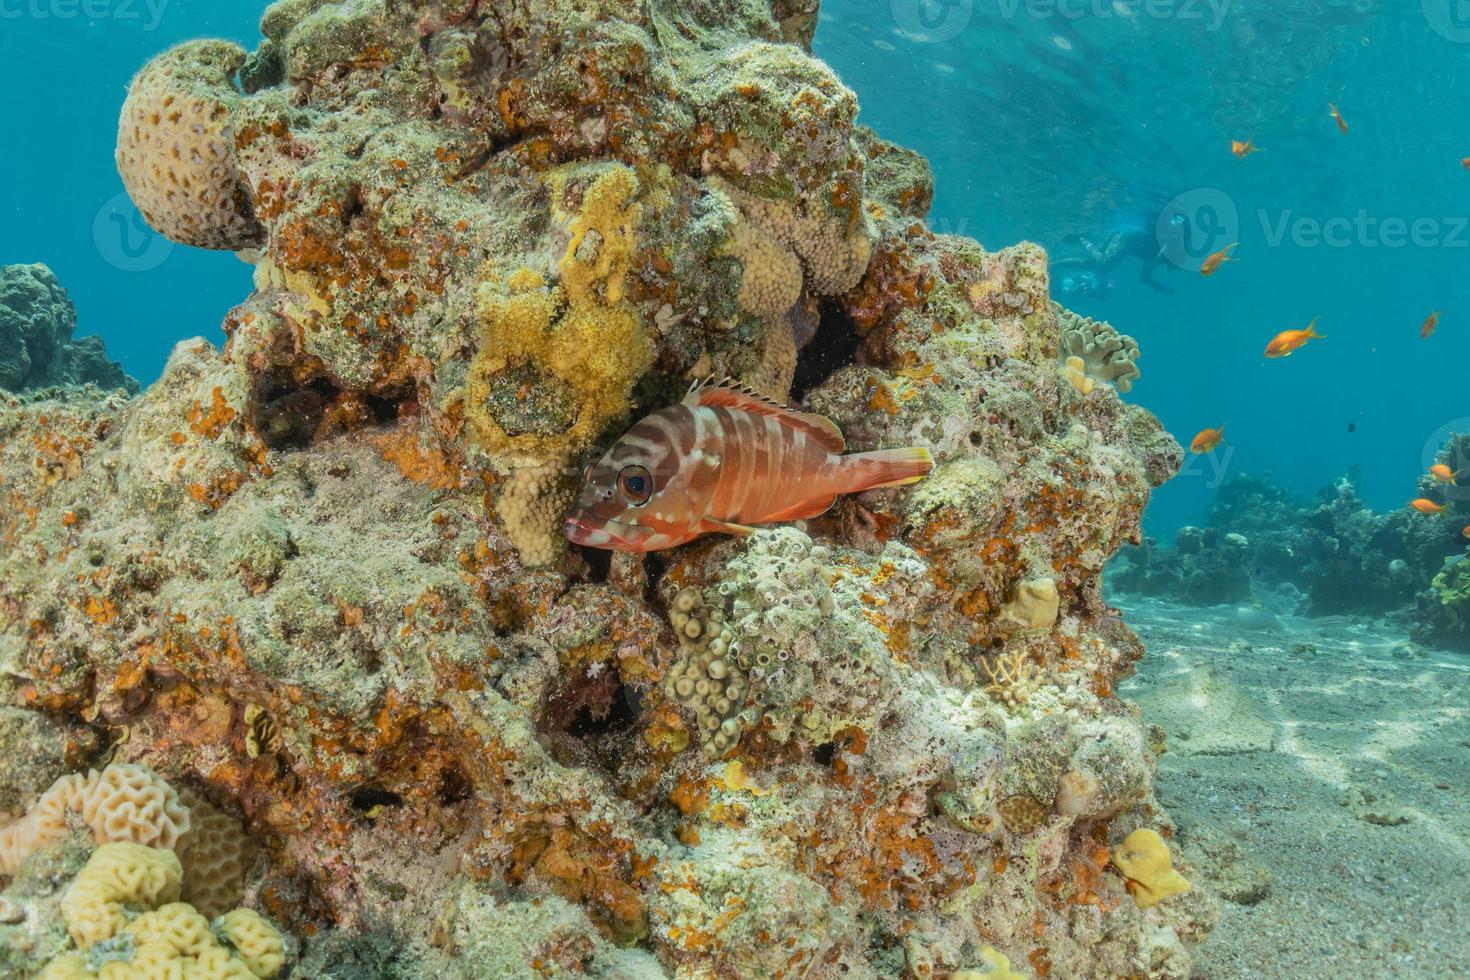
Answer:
top-left (1053, 209), bottom-right (1185, 295)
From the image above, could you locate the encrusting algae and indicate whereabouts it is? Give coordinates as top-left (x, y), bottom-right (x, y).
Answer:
top-left (0, 0), bottom-right (1216, 975)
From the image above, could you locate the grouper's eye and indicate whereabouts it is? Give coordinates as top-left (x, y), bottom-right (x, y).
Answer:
top-left (617, 464), bottom-right (653, 506)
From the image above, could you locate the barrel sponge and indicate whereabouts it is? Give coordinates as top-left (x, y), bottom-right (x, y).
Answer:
top-left (175, 788), bottom-right (256, 920)
top-left (1056, 304), bottom-right (1141, 394)
top-left (1112, 828), bottom-right (1191, 909)
top-left (60, 842), bottom-right (183, 948)
top-left (1, 764), bottom-right (192, 877)
top-left (729, 219), bottom-right (803, 320)
top-left (116, 39), bottom-right (265, 251)
top-left (495, 463), bottom-right (578, 568)
top-left (215, 908), bottom-right (287, 978)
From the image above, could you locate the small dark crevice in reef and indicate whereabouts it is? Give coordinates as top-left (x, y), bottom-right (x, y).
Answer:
top-left (539, 667), bottom-right (642, 771)
top-left (348, 784), bottom-right (403, 813)
top-left (791, 301), bottom-right (863, 404)
top-left (252, 366), bottom-right (415, 451)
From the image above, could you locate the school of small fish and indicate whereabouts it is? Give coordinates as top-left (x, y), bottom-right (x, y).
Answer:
top-left (565, 379), bottom-right (934, 552)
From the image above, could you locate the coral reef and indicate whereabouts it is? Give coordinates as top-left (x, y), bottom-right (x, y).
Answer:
top-left (1111, 451), bottom-right (1470, 651)
top-left (0, 265), bottom-right (137, 396)
top-left (0, 0), bottom-right (1213, 975)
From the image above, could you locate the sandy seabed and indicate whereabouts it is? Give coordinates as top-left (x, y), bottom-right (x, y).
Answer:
top-left (1118, 595), bottom-right (1470, 978)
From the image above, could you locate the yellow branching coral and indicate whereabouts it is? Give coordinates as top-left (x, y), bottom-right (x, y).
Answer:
top-left (981, 650), bottom-right (1042, 708)
top-left (42, 843), bottom-right (286, 979)
top-left (1112, 828), bottom-right (1191, 909)
top-left (465, 165), bottom-right (653, 469)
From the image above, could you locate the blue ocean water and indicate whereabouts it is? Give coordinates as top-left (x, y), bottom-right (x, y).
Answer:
top-left (3, 0), bottom-right (1468, 536)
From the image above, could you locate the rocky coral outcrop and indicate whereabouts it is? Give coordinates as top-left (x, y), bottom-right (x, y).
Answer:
top-left (0, 265), bottom-right (137, 396)
top-left (0, 0), bottom-right (1214, 975)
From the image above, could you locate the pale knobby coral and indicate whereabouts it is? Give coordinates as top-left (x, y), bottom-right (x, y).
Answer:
top-left (494, 463), bottom-right (579, 568)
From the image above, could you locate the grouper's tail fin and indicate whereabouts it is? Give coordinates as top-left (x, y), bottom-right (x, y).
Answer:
top-left (846, 447), bottom-right (934, 492)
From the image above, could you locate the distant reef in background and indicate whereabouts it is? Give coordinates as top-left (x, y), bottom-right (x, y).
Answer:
top-left (0, 263), bottom-right (139, 399)
top-left (1111, 446), bottom-right (1470, 652)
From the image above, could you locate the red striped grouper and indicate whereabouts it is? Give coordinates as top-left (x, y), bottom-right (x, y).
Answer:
top-left (564, 378), bottom-right (934, 552)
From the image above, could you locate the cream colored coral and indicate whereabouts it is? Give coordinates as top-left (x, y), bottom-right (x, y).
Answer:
top-left (1, 764), bottom-right (191, 877)
top-left (1056, 304), bottom-right (1141, 393)
top-left (998, 577), bottom-right (1060, 632)
top-left (751, 319), bottom-right (798, 403)
top-left (176, 788), bottom-right (255, 919)
top-left (715, 178), bottom-right (874, 296)
top-left (61, 842), bottom-right (183, 947)
top-left (730, 219), bottom-right (803, 319)
top-left (496, 463), bottom-right (578, 567)
top-left (42, 844), bottom-right (285, 979)
top-left (116, 40), bottom-right (264, 250)
top-left (128, 902), bottom-right (215, 956)
top-left (216, 908), bottom-right (287, 978)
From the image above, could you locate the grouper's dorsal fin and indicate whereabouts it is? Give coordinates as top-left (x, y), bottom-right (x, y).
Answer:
top-left (684, 376), bottom-right (846, 453)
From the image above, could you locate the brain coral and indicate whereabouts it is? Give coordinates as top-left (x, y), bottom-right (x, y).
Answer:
top-left (0, 764), bottom-right (191, 877)
top-left (116, 40), bottom-right (265, 250)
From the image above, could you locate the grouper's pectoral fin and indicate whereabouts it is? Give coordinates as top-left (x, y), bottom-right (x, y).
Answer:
top-left (700, 518), bottom-right (758, 537)
top-left (757, 495), bottom-right (837, 524)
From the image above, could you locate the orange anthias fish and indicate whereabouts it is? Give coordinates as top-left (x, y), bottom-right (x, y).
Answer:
top-left (1200, 243), bottom-right (1238, 276)
top-left (1411, 498), bottom-right (1445, 515)
top-left (1328, 103), bottom-right (1349, 133)
top-left (1431, 464), bottom-right (1458, 485)
top-left (564, 379), bottom-right (935, 552)
top-left (1265, 319), bottom-right (1325, 358)
top-left (1421, 310), bottom-right (1440, 339)
top-left (1190, 426), bottom-right (1226, 454)
top-left (1463, 524), bottom-right (1470, 540)
top-left (1232, 139), bottom-right (1260, 158)
top-left (1461, 157), bottom-right (1470, 172)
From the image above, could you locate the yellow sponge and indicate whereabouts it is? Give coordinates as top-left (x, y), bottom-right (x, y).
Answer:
top-left (1112, 828), bottom-right (1191, 908)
